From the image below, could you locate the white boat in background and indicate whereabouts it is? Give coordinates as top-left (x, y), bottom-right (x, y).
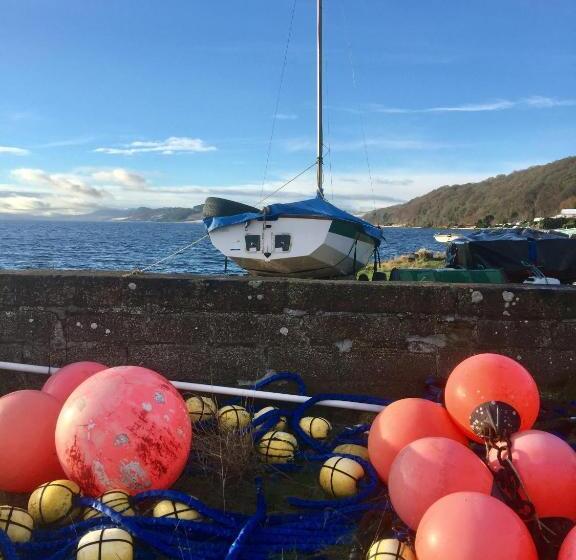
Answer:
top-left (552, 228), bottom-right (576, 238)
top-left (203, 0), bottom-right (383, 278)
top-left (434, 233), bottom-right (463, 243)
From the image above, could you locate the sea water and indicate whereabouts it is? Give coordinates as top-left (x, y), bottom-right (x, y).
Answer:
top-left (0, 221), bottom-right (456, 275)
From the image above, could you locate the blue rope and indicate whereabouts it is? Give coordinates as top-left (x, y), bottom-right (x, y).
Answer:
top-left (251, 371), bottom-right (308, 395)
top-left (7, 372), bottom-right (399, 560)
top-left (225, 478), bottom-right (267, 559)
top-left (0, 529), bottom-right (18, 560)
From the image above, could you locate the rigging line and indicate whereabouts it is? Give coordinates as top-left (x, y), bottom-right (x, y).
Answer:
top-left (259, 0), bottom-right (298, 200)
top-left (327, 143), bottom-right (334, 202)
top-left (339, 0), bottom-right (377, 217)
top-left (323, 52), bottom-right (335, 201)
top-left (255, 161), bottom-right (317, 206)
top-left (124, 234), bottom-right (209, 277)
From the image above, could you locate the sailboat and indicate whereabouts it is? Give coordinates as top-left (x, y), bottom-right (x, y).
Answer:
top-left (203, 0), bottom-right (384, 278)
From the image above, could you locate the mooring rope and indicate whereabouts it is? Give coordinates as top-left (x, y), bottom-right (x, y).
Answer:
top-left (123, 234), bottom-right (209, 277)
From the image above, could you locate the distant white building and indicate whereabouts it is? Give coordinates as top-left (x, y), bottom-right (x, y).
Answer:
top-left (560, 209), bottom-right (576, 217)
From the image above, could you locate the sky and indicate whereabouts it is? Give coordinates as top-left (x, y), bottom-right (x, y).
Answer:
top-left (0, 0), bottom-right (575, 216)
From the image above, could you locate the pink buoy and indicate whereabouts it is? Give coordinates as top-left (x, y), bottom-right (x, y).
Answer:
top-left (488, 430), bottom-right (576, 521)
top-left (415, 492), bottom-right (538, 560)
top-left (559, 525), bottom-right (576, 560)
top-left (55, 366), bottom-right (192, 496)
top-left (368, 398), bottom-right (467, 482)
top-left (389, 437), bottom-right (494, 529)
top-left (0, 390), bottom-right (65, 493)
top-left (42, 361), bottom-right (108, 404)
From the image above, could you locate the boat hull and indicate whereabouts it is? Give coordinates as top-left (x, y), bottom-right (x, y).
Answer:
top-left (208, 215), bottom-right (376, 278)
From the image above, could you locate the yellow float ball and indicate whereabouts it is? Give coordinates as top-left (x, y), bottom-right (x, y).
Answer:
top-left (0, 506), bottom-right (34, 543)
top-left (332, 444), bottom-right (370, 461)
top-left (319, 456), bottom-right (365, 498)
top-left (217, 405), bottom-right (251, 432)
top-left (153, 499), bottom-right (202, 521)
top-left (28, 479), bottom-right (81, 526)
top-left (253, 406), bottom-right (287, 431)
top-left (366, 538), bottom-right (416, 560)
top-left (83, 489), bottom-right (135, 520)
top-left (186, 396), bottom-right (217, 423)
top-left (77, 527), bottom-right (133, 560)
top-left (256, 431), bottom-right (298, 464)
top-left (299, 416), bottom-right (331, 440)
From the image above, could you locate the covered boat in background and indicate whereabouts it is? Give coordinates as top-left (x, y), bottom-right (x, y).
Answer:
top-left (446, 228), bottom-right (576, 283)
top-left (203, 196), bottom-right (383, 278)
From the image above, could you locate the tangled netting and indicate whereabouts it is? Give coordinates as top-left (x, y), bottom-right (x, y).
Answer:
top-left (0, 372), bottom-right (391, 560)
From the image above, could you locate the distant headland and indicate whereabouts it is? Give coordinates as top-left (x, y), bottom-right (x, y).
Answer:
top-left (363, 155), bottom-right (576, 228)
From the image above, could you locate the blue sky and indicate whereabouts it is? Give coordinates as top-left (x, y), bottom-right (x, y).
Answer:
top-left (0, 0), bottom-right (575, 216)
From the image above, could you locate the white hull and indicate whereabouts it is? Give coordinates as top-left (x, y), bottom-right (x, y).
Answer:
top-left (434, 233), bottom-right (461, 243)
top-left (208, 216), bottom-right (376, 278)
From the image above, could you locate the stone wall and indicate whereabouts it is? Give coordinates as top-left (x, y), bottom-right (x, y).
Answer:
top-left (0, 270), bottom-right (575, 399)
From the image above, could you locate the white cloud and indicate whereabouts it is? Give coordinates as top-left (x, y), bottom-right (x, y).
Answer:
top-left (0, 196), bottom-right (49, 213)
top-left (37, 137), bottom-right (96, 149)
top-left (0, 146), bottom-right (29, 156)
top-left (522, 96), bottom-right (576, 108)
top-left (91, 169), bottom-right (149, 190)
top-left (95, 136), bottom-right (217, 156)
top-left (372, 96), bottom-right (576, 114)
top-left (12, 168), bottom-right (104, 198)
top-left (275, 113), bottom-right (298, 120)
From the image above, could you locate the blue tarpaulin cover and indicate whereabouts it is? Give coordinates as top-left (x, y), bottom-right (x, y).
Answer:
top-left (203, 196), bottom-right (384, 245)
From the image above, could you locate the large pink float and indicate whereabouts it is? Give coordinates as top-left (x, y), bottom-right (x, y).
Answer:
top-left (388, 437), bottom-right (493, 529)
top-left (42, 361), bottom-right (107, 404)
top-left (0, 390), bottom-right (65, 492)
top-left (55, 366), bottom-right (192, 496)
top-left (367, 398), bottom-right (467, 482)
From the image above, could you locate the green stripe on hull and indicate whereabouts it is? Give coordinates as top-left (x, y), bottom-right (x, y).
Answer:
top-left (328, 220), bottom-right (376, 245)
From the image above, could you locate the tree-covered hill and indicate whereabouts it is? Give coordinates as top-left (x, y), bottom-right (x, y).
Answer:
top-left (363, 156), bottom-right (576, 227)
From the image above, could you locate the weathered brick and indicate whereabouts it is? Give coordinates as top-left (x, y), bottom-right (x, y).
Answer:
top-left (127, 344), bottom-right (183, 376)
top-left (209, 313), bottom-right (307, 346)
top-left (0, 310), bottom-right (60, 343)
top-left (66, 312), bottom-right (212, 344)
top-left (0, 271), bottom-right (574, 400)
top-left (550, 321), bottom-right (576, 350)
top-left (66, 342), bottom-right (127, 366)
top-left (475, 319), bottom-right (551, 349)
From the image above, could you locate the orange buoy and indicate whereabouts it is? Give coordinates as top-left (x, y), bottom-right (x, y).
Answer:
top-left (444, 353), bottom-right (539, 442)
top-left (367, 398), bottom-right (467, 482)
top-left (42, 361), bottom-right (107, 404)
top-left (415, 492), bottom-right (538, 560)
top-left (388, 437), bottom-right (493, 529)
top-left (55, 366), bottom-right (192, 496)
top-left (488, 430), bottom-right (576, 521)
top-left (0, 390), bottom-right (65, 492)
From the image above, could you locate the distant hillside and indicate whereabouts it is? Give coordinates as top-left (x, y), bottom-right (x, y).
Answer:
top-left (1, 205), bottom-right (206, 222)
top-left (114, 205), bottom-right (204, 222)
top-left (364, 156), bottom-right (576, 227)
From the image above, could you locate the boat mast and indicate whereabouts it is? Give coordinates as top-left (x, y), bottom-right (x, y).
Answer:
top-left (316, 0), bottom-right (324, 198)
